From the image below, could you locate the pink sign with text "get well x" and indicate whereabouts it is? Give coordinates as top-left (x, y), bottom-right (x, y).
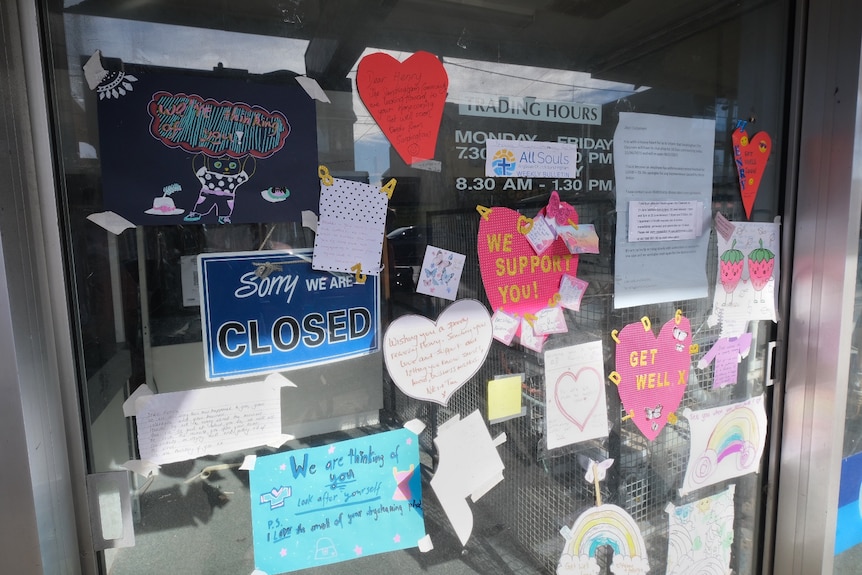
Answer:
top-left (612, 314), bottom-right (693, 441)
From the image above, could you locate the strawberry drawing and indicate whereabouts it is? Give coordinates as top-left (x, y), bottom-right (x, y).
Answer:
top-left (719, 239), bottom-right (745, 304)
top-left (748, 238), bottom-right (775, 302)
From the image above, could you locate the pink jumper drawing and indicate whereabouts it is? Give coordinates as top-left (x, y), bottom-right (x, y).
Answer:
top-left (697, 333), bottom-right (753, 388)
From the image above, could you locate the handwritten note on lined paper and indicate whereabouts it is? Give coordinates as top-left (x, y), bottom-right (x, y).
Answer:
top-left (133, 381), bottom-right (285, 464)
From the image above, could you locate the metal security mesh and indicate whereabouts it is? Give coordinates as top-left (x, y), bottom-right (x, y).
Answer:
top-left (382, 162), bottom-right (767, 574)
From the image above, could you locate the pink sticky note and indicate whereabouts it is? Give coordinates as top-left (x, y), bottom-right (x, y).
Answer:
top-left (491, 309), bottom-right (520, 346)
top-left (520, 317), bottom-right (547, 352)
top-left (532, 306), bottom-right (568, 336)
top-left (559, 274), bottom-right (588, 311)
top-left (558, 224), bottom-right (600, 255)
top-left (714, 212), bottom-right (736, 242)
top-left (525, 216), bottom-right (558, 255)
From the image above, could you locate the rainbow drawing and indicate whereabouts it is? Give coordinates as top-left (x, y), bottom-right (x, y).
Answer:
top-left (693, 406), bottom-right (760, 484)
top-left (680, 395), bottom-right (767, 496)
top-left (557, 504), bottom-right (649, 575)
top-left (708, 407), bottom-right (760, 463)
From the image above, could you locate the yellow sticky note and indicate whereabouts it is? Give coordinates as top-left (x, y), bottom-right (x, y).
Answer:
top-left (488, 375), bottom-right (523, 421)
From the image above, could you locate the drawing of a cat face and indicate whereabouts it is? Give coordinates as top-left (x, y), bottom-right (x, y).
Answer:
top-left (206, 155), bottom-right (245, 176)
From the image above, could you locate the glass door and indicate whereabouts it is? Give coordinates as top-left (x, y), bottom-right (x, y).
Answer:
top-left (41, 1), bottom-right (791, 573)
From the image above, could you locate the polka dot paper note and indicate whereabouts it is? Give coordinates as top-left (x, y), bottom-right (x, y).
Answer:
top-left (312, 177), bottom-right (389, 275)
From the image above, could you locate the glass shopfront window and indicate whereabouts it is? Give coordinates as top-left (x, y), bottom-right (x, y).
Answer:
top-left (834, 222), bottom-right (862, 572)
top-left (42, 1), bottom-right (790, 573)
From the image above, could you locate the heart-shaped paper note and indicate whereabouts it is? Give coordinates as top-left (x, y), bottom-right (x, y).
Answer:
top-left (613, 315), bottom-right (692, 441)
top-left (383, 299), bottom-right (492, 406)
top-left (477, 207), bottom-right (578, 317)
top-left (732, 128), bottom-right (771, 219)
top-left (554, 367), bottom-right (602, 431)
top-left (357, 51), bottom-right (448, 165)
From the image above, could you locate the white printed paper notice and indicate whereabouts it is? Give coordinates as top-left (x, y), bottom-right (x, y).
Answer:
top-left (613, 113), bottom-right (714, 308)
top-left (485, 139), bottom-right (578, 179)
top-left (628, 201), bottom-right (704, 242)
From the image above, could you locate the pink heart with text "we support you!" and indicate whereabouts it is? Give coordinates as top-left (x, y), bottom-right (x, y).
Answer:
top-left (477, 207), bottom-right (578, 318)
top-left (613, 315), bottom-right (692, 441)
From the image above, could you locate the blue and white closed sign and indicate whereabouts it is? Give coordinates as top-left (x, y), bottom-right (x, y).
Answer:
top-left (199, 250), bottom-right (379, 380)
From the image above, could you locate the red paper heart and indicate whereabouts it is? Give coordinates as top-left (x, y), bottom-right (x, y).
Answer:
top-left (614, 316), bottom-right (692, 441)
top-left (356, 51), bottom-right (448, 165)
top-left (477, 207), bottom-right (578, 318)
top-left (732, 128), bottom-right (771, 219)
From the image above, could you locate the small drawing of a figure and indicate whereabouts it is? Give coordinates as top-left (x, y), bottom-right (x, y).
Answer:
top-left (184, 154), bottom-right (256, 224)
top-left (719, 239), bottom-right (745, 305)
top-left (392, 464), bottom-right (415, 501)
top-left (747, 239), bottom-right (775, 303)
top-left (645, 404), bottom-right (662, 432)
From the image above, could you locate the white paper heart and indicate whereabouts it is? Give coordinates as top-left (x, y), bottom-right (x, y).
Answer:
top-left (554, 368), bottom-right (602, 431)
top-left (383, 299), bottom-right (492, 406)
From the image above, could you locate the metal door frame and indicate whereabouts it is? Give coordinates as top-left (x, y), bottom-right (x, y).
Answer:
top-left (0, 0), bottom-right (95, 573)
top-left (773, 0), bottom-right (862, 573)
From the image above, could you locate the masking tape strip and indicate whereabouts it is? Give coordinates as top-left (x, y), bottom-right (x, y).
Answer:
top-left (492, 432), bottom-right (507, 447)
top-left (404, 418), bottom-right (426, 436)
top-left (122, 384), bottom-right (154, 417)
top-left (266, 434), bottom-right (293, 449)
top-left (87, 211), bottom-right (135, 235)
top-left (82, 50), bottom-right (106, 90)
top-left (121, 459), bottom-right (160, 477)
top-left (264, 372), bottom-right (297, 388)
top-left (411, 159), bottom-right (442, 172)
top-left (301, 210), bottom-right (318, 233)
top-left (417, 534), bottom-right (434, 552)
top-left (295, 76), bottom-right (331, 103)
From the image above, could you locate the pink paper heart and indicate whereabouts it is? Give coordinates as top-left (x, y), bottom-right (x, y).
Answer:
top-left (356, 51), bottom-right (448, 165)
top-left (615, 316), bottom-right (692, 440)
top-left (554, 367), bottom-right (602, 431)
top-left (477, 207), bottom-right (578, 317)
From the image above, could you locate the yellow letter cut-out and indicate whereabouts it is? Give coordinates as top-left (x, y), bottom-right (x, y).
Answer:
top-left (381, 178), bottom-right (397, 199)
top-left (517, 215), bottom-right (534, 235)
top-left (318, 165), bottom-right (334, 186)
top-left (350, 263), bottom-right (367, 284)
